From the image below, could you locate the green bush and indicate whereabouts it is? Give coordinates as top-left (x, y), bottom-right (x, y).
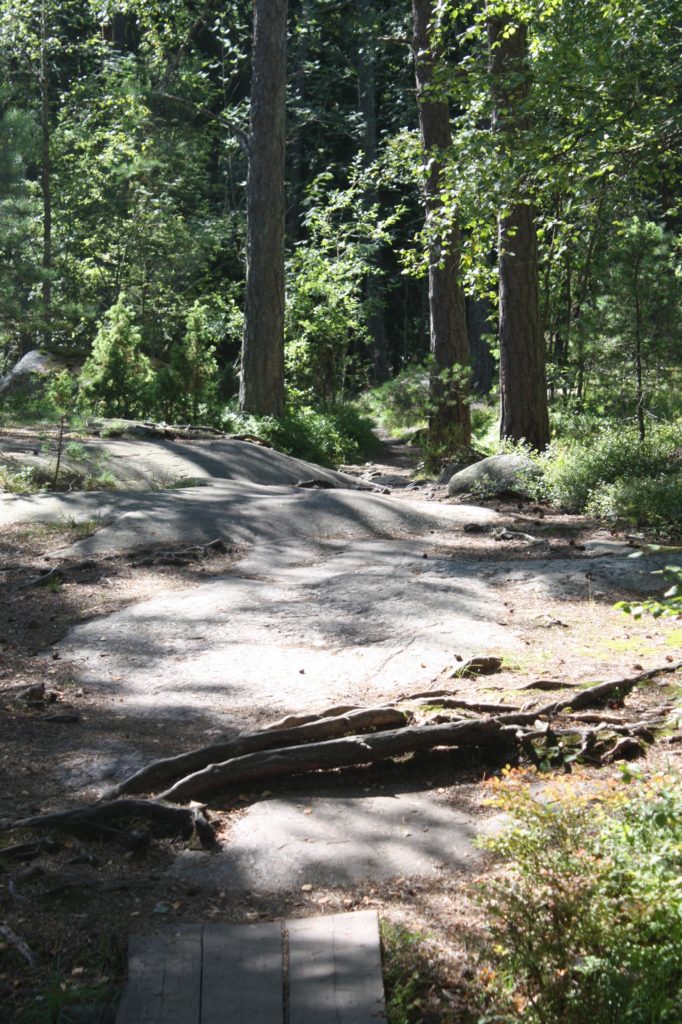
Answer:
top-left (357, 364), bottom-right (429, 434)
top-left (479, 770), bottom-right (682, 1024)
top-left (535, 422), bottom-right (682, 525)
top-left (222, 403), bottom-right (381, 467)
top-left (616, 563), bottom-right (682, 618)
top-left (158, 300), bottom-right (220, 424)
top-left (79, 296), bottom-right (155, 419)
top-left (587, 473), bottom-right (682, 531)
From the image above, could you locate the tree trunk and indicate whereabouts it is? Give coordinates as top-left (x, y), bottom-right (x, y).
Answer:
top-left (488, 17), bottom-right (550, 450)
top-left (286, 0), bottom-right (310, 244)
top-left (412, 0), bottom-right (471, 452)
top-left (240, 0), bottom-right (287, 416)
top-left (358, 0), bottom-right (389, 384)
top-left (40, 1), bottom-right (52, 350)
top-left (466, 296), bottom-right (495, 395)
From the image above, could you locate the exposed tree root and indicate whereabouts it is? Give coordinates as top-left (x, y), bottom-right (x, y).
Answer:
top-left (6, 663), bottom-right (679, 845)
top-left (112, 707), bottom-right (407, 797)
top-left (158, 718), bottom-right (515, 803)
top-left (1, 800), bottom-right (215, 847)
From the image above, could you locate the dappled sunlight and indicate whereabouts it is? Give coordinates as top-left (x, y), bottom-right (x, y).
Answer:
top-left (170, 782), bottom-right (490, 892)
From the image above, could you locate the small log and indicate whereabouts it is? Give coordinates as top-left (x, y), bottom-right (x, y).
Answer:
top-left (1, 800), bottom-right (214, 847)
top-left (568, 711), bottom-right (630, 725)
top-left (160, 718), bottom-right (513, 803)
top-left (112, 707), bottom-right (407, 797)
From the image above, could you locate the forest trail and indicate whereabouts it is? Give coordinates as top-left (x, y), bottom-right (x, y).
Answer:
top-left (1, 433), bottom-right (677, 896)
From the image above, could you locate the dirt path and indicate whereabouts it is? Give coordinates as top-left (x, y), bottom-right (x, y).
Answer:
top-left (1, 432), bottom-right (680, 1021)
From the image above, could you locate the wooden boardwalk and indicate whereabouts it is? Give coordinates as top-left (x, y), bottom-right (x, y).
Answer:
top-left (115, 910), bottom-right (386, 1023)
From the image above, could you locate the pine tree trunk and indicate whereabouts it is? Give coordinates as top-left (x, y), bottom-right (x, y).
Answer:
top-left (240, 0), bottom-right (287, 416)
top-left (358, 0), bottom-right (389, 384)
top-left (467, 296), bottom-right (495, 395)
top-left (489, 17), bottom-right (549, 450)
top-left (412, 0), bottom-right (470, 452)
top-left (40, 2), bottom-right (52, 350)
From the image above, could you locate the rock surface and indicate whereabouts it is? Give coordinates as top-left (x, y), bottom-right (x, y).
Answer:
top-left (168, 789), bottom-right (504, 892)
top-left (447, 453), bottom-right (541, 498)
top-left (0, 350), bottom-right (68, 398)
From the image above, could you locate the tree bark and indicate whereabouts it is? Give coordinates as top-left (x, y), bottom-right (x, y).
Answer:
top-left (488, 17), bottom-right (550, 450)
top-left (240, 0), bottom-right (287, 416)
top-left (40, 1), bottom-right (52, 350)
top-left (160, 718), bottom-right (511, 803)
top-left (112, 707), bottom-right (407, 797)
top-left (358, 0), bottom-right (389, 384)
top-left (412, 0), bottom-right (471, 452)
top-left (466, 295), bottom-right (495, 395)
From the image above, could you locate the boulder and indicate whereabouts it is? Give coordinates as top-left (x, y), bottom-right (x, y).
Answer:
top-left (0, 350), bottom-right (67, 399)
top-left (446, 453), bottom-right (541, 498)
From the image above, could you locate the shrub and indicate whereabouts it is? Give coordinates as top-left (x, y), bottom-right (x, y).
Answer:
top-left (158, 300), bottom-right (220, 424)
top-left (79, 296), bottom-right (155, 419)
top-left (357, 364), bottom-right (429, 434)
top-left (478, 770), bottom-right (682, 1024)
top-left (536, 421), bottom-right (682, 521)
top-left (222, 403), bottom-right (381, 467)
top-left (587, 473), bottom-right (682, 532)
top-left (616, 563), bottom-right (682, 618)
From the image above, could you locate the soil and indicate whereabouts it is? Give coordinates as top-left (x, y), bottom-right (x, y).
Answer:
top-left (0, 431), bottom-right (680, 1023)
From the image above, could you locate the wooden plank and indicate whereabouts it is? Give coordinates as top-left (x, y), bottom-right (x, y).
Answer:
top-left (201, 921), bottom-right (284, 1024)
top-left (287, 910), bottom-right (385, 1023)
top-left (116, 925), bottom-right (202, 1024)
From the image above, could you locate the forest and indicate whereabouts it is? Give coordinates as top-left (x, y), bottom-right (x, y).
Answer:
top-left (0, 0), bottom-right (680, 530)
top-left (0, 2), bottom-right (681, 1022)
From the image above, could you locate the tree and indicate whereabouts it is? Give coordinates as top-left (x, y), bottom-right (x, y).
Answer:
top-left (488, 13), bottom-right (550, 450)
top-left (240, 0), bottom-right (287, 416)
top-left (79, 296), bottom-right (155, 419)
top-left (161, 301), bottom-right (220, 424)
top-left (357, 0), bottom-right (389, 384)
top-left (412, 0), bottom-right (471, 456)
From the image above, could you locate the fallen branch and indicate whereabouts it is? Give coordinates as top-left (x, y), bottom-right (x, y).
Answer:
top-left (1, 800), bottom-right (215, 847)
top-left (0, 924), bottom-right (37, 967)
top-left (0, 838), bottom-right (59, 863)
top-left (112, 707), bottom-right (407, 797)
top-left (159, 718), bottom-right (513, 803)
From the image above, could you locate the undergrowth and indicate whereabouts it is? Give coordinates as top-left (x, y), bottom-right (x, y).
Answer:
top-left (222, 403), bottom-right (381, 467)
top-left (477, 768), bottom-right (682, 1024)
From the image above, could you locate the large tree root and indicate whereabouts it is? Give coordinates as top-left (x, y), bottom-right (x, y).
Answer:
top-left (158, 719), bottom-right (515, 803)
top-left (112, 707), bottom-right (407, 797)
top-left (6, 663), bottom-right (678, 845)
top-left (1, 800), bottom-right (215, 847)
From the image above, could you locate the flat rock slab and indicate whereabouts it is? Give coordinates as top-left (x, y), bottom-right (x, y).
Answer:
top-left (52, 538), bottom-right (516, 723)
top-left (0, 480), bottom-right (500, 559)
top-left (169, 789), bottom-right (497, 892)
top-left (0, 435), bottom-right (378, 492)
top-left (116, 912), bottom-right (385, 1024)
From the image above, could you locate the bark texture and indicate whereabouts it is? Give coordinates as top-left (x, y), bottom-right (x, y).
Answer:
top-left (240, 0), bottom-right (287, 416)
top-left (489, 17), bottom-right (550, 450)
top-left (358, 0), bottom-right (389, 383)
top-left (412, 0), bottom-right (471, 450)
